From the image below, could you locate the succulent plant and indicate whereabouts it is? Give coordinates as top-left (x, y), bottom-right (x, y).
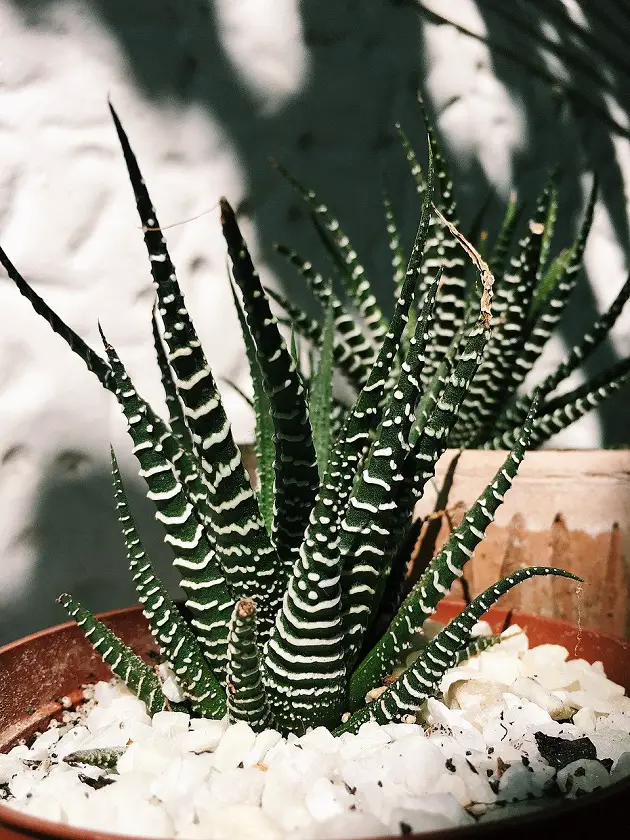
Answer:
top-left (270, 112), bottom-right (630, 451)
top-left (0, 105), bottom-right (581, 737)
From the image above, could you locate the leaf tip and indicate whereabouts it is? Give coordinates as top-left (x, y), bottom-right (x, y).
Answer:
top-left (236, 597), bottom-right (257, 619)
top-left (219, 197), bottom-right (234, 224)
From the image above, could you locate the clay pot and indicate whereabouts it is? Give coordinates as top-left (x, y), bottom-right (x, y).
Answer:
top-left (1, 605), bottom-right (630, 839)
top-left (413, 449), bottom-right (630, 637)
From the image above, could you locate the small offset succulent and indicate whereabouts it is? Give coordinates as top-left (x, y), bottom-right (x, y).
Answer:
top-left (269, 112), bottom-right (630, 452)
top-left (0, 105), bottom-right (580, 738)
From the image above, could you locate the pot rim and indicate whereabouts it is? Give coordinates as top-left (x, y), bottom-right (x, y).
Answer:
top-left (0, 604), bottom-right (141, 659)
top-left (1, 604), bottom-right (630, 840)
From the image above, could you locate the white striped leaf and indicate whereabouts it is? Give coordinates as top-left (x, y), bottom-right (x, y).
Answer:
top-left (226, 598), bottom-right (272, 731)
top-left (111, 449), bottom-right (226, 717)
top-left (109, 106), bottom-right (283, 637)
top-left (348, 399), bottom-right (536, 708)
top-left (310, 301), bottom-right (335, 475)
top-left (0, 240), bottom-right (209, 532)
top-left (452, 175), bottom-right (553, 447)
top-left (220, 198), bottom-right (319, 580)
top-left (101, 329), bottom-right (234, 680)
top-left (230, 282), bottom-right (275, 537)
top-left (337, 565), bottom-right (581, 733)
top-left (339, 278), bottom-right (439, 665)
top-left (274, 162), bottom-right (388, 346)
top-left (486, 356), bottom-right (630, 450)
top-left (273, 245), bottom-right (376, 387)
top-left (58, 594), bottom-right (169, 715)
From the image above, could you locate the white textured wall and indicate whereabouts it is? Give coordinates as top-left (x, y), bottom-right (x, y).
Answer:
top-left (0, 0), bottom-right (629, 642)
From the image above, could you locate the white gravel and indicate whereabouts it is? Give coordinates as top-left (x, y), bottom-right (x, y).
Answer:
top-left (2, 621), bottom-right (630, 839)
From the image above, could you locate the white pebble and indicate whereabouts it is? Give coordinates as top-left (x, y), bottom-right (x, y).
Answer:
top-left (152, 711), bottom-right (190, 737)
top-left (390, 794), bottom-right (475, 833)
top-left (206, 767), bottom-right (266, 808)
top-left (117, 800), bottom-right (174, 838)
top-left (510, 677), bottom-right (574, 719)
top-left (158, 664), bottom-right (187, 704)
top-left (195, 804), bottom-right (281, 840)
top-left (0, 755), bottom-right (25, 784)
top-left (304, 777), bottom-right (347, 822)
top-left (572, 706), bottom-right (597, 731)
top-left (4, 620), bottom-right (630, 840)
top-left (117, 738), bottom-right (182, 776)
top-left (213, 722), bottom-right (256, 773)
top-left (611, 751), bottom-right (630, 783)
top-left (180, 718), bottom-right (227, 753)
top-left (298, 727), bottom-right (339, 755)
top-left (556, 759), bottom-right (610, 797)
top-left (243, 729), bottom-right (283, 766)
top-left (22, 794), bottom-right (64, 823)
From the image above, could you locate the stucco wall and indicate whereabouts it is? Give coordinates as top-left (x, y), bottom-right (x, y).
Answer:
top-left (1, 0), bottom-right (629, 642)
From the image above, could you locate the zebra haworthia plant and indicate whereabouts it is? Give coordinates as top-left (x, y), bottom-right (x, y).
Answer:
top-left (0, 105), bottom-right (580, 738)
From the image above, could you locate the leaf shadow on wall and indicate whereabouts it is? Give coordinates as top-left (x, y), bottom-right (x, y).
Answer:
top-left (0, 454), bottom-right (182, 645)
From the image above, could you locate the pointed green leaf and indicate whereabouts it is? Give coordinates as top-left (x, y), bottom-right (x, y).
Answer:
top-left (464, 190), bottom-right (494, 258)
top-left (499, 179), bottom-right (599, 406)
top-left (0, 245), bottom-right (111, 388)
top-left (255, 204), bottom-right (445, 735)
top-left (340, 278), bottom-right (439, 666)
top-left (273, 245), bottom-right (377, 386)
top-left (383, 189), bottom-right (408, 299)
top-left (495, 271), bottom-right (630, 434)
top-left (545, 276), bottom-right (630, 397)
top-left (417, 108), bottom-right (468, 389)
top-left (0, 224), bottom-right (210, 534)
top-left (310, 301), bottom-right (335, 475)
top-left (151, 306), bottom-right (194, 454)
top-left (478, 181), bottom-right (599, 441)
top-left (348, 399), bottom-right (536, 708)
top-left (337, 566), bottom-right (581, 733)
top-left (220, 197), bottom-right (319, 577)
top-left (290, 328), bottom-right (300, 367)
top-left (532, 178), bottom-right (597, 321)
top-left (262, 435), bottom-right (347, 734)
top-left (230, 282), bottom-right (275, 536)
top-left (109, 105), bottom-right (283, 634)
top-left (64, 748), bottom-right (126, 769)
top-left (226, 598), bottom-right (272, 731)
top-left (453, 174), bottom-right (553, 446)
top-left (488, 191), bottom-right (521, 282)
top-left (264, 282), bottom-right (364, 391)
top-left (454, 633), bottom-right (504, 665)
top-left (100, 328), bottom-right (234, 679)
top-left (538, 175), bottom-right (558, 277)
top-left (395, 121), bottom-right (425, 196)
top-left (58, 593), bottom-right (169, 715)
top-left (274, 143), bottom-right (435, 681)
top-left (530, 247), bottom-right (574, 322)
top-left (111, 449), bottom-right (226, 717)
top-left (407, 316), bottom-right (489, 509)
top-left (329, 139), bottom-right (436, 503)
top-left (273, 162), bottom-right (388, 344)
top-left (488, 356), bottom-right (630, 450)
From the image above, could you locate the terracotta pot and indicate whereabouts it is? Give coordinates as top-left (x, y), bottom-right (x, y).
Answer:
top-left (413, 449), bottom-right (630, 637)
top-left (1, 603), bottom-right (630, 840)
